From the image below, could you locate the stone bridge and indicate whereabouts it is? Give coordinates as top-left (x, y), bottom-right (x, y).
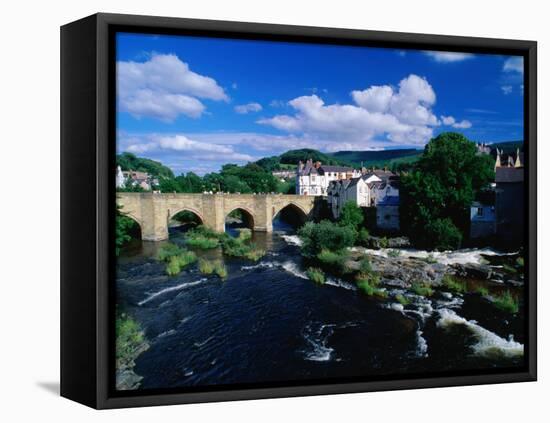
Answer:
top-left (117, 193), bottom-right (316, 241)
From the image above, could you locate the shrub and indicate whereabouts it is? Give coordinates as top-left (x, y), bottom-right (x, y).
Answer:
top-left (156, 242), bottom-right (184, 262)
top-left (116, 313), bottom-right (147, 368)
top-left (244, 247), bottom-right (265, 261)
top-left (423, 218), bottom-right (462, 251)
top-left (166, 257), bottom-right (181, 276)
top-left (165, 251), bottom-right (197, 276)
top-left (387, 249), bottom-right (401, 258)
top-left (237, 228), bottom-right (252, 242)
top-left (516, 257), bottom-right (524, 267)
top-left (221, 236), bottom-right (265, 261)
top-left (492, 290), bottom-right (519, 314)
top-left (185, 226), bottom-right (221, 249)
top-left (316, 249), bottom-right (349, 274)
top-left (338, 202), bottom-right (364, 229)
top-left (356, 227), bottom-right (370, 246)
top-left (476, 286), bottom-right (489, 296)
top-left (298, 220), bottom-right (356, 257)
top-left (441, 275), bottom-right (467, 293)
top-left (395, 293), bottom-right (410, 306)
top-left (379, 237), bottom-right (389, 249)
top-left (213, 260), bottom-right (228, 279)
top-left (306, 267), bottom-right (326, 284)
top-left (198, 259), bottom-right (215, 275)
top-left (411, 281), bottom-right (434, 297)
top-left (359, 257), bottom-right (372, 274)
top-left (356, 273), bottom-right (386, 298)
top-left (421, 253), bottom-right (438, 264)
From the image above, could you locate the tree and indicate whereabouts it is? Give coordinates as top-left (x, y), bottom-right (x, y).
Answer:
top-left (116, 205), bottom-right (136, 256)
top-left (400, 132), bottom-right (494, 250)
top-left (298, 220), bottom-right (356, 257)
top-left (338, 202), bottom-right (364, 230)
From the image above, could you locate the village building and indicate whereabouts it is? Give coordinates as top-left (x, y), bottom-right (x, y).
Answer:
top-left (470, 193), bottom-right (496, 239)
top-left (116, 166), bottom-right (125, 189)
top-left (117, 169), bottom-right (158, 191)
top-left (494, 148), bottom-right (524, 246)
top-left (376, 196), bottom-right (400, 231)
top-left (272, 170), bottom-right (295, 181)
top-left (296, 159), bottom-right (361, 196)
top-left (327, 169), bottom-right (400, 231)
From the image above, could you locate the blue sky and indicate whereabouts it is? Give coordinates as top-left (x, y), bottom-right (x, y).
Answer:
top-left (116, 32), bottom-right (524, 175)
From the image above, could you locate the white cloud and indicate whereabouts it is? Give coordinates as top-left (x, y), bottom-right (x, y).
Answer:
top-left (259, 74), bottom-right (443, 147)
top-left (234, 102), bottom-right (263, 114)
top-left (441, 115), bottom-right (472, 129)
top-left (501, 85), bottom-right (513, 95)
top-left (121, 133), bottom-right (254, 162)
top-left (270, 100), bottom-right (286, 108)
top-left (503, 57), bottom-right (524, 74)
top-left (423, 51), bottom-right (475, 63)
top-left (117, 53), bottom-right (228, 122)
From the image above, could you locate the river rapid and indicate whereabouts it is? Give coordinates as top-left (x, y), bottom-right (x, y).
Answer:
top-left (116, 222), bottom-right (525, 391)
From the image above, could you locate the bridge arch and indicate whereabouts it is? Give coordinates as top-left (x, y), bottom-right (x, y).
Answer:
top-left (273, 202), bottom-right (308, 228)
top-left (224, 206), bottom-right (256, 231)
top-left (120, 213), bottom-right (143, 241)
top-left (168, 207), bottom-right (205, 225)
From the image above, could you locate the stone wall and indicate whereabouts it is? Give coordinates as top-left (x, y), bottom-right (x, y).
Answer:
top-left (117, 193), bottom-right (315, 241)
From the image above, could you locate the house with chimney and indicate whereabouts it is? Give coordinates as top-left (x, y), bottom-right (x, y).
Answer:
top-left (327, 168), bottom-right (400, 231)
top-left (296, 159), bottom-right (361, 196)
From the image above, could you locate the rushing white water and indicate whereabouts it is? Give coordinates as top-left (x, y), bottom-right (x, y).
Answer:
top-left (302, 322), bottom-right (359, 362)
top-left (241, 262), bottom-right (277, 271)
top-left (351, 247), bottom-right (516, 266)
top-left (325, 277), bottom-right (357, 291)
top-left (281, 261), bottom-right (308, 279)
top-left (437, 308), bottom-right (524, 358)
top-left (415, 330), bottom-right (429, 357)
top-left (280, 234), bottom-right (303, 246)
top-left (138, 278), bottom-right (208, 306)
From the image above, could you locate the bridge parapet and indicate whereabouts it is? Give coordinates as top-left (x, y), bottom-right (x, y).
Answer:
top-left (117, 193), bottom-right (316, 241)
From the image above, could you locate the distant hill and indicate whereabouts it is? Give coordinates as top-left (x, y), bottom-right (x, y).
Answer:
top-left (255, 149), bottom-right (352, 172)
top-left (329, 149), bottom-right (422, 168)
top-left (279, 149), bottom-right (352, 166)
top-left (117, 152), bottom-right (175, 179)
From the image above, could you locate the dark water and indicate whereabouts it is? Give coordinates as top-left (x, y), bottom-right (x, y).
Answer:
top-left (116, 222), bottom-right (525, 390)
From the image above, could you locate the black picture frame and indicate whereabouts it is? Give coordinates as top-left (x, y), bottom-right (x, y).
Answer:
top-left (61, 12), bottom-right (537, 409)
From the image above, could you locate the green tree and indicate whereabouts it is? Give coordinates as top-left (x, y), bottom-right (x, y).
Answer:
top-left (338, 202), bottom-right (364, 230)
top-left (116, 205), bottom-right (136, 256)
top-left (400, 132), bottom-right (494, 250)
top-left (298, 220), bottom-right (356, 257)
top-left (157, 177), bottom-right (182, 193)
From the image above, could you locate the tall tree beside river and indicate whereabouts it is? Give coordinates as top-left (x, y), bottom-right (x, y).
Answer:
top-left (400, 132), bottom-right (495, 251)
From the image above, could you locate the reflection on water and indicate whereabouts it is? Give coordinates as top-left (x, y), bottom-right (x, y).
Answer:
top-left (116, 219), bottom-right (525, 391)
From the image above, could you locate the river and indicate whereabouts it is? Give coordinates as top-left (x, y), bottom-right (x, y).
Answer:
top-left (116, 221), bottom-right (525, 391)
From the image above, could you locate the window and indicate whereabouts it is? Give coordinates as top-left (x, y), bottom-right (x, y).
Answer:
top-left (477, 207), bottom-right (484, 216)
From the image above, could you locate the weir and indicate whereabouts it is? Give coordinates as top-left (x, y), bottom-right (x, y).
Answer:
top-left (117, 192), bottom-right (316, 241)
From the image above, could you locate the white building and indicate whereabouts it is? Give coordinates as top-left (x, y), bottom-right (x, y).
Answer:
top-left (327, 170), bottom-right (400, 222)
top-left (116, 166), bottom-right (125, 188)
top-left (296, 159), bottom-right (361, 196)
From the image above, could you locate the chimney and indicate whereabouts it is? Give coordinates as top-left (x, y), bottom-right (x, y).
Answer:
top-left (515, 148), bottom-right (522, 167)
top-left (495, 148), bottom-right (501, 170)
top-left (314, 161), bottom-right (321, 169)
top-left (298, 160), bottom-right (304, 171)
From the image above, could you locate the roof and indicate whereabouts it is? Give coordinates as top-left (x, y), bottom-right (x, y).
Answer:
top-left (496, 167), bottom-right (524, 183)
top-left (319, 165), bottom-right (354, 173)
top-left (378, 196), bottom-right (400, 206)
